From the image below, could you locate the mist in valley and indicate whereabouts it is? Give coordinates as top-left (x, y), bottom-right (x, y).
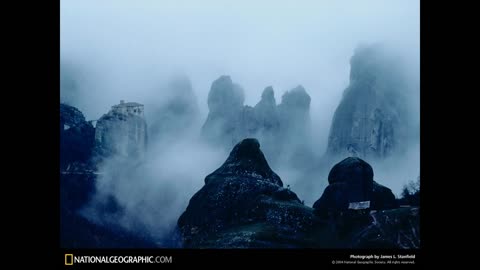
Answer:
top-left (61, 0), bottom-right (420, 244)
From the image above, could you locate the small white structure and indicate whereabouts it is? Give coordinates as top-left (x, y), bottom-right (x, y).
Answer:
top-left (111, 100), bottom-right (144, 117)
top-left (348, 200), bottom-right (370, 210)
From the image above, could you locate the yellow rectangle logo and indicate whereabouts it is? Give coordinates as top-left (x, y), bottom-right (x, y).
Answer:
top-left (65, 254), bottom-right (73, 265)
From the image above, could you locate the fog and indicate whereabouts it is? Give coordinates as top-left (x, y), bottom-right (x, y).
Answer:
top-left (61, 0), bottom-right (419, 244)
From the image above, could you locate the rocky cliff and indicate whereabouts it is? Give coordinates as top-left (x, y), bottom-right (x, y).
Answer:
top-left (326, 45), bottom-right (410, 160)
top-left (60, 103), bottom-right (157, 248)
top-left (94, 101), bottom-right (148, 161)
top-left (251, 86), bottom-right (281, 163)
top-left (177, 138), bottom-right (312, 248)
top-left (201, 75), bottom-right (246, 146)
top-left (177, 139), bottom-right (418, 248)
top-left (201, 76), bottom-right (313, 166)
top-left (276, 85), bottom-right (314, 168)
top-left (60, 103), bottom-right (95, 170)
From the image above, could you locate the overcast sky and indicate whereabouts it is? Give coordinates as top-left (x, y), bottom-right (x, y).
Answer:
top-left (62, 1), bottom-right (420, 236)
top-left (61, 0), bottom-right (419, 152)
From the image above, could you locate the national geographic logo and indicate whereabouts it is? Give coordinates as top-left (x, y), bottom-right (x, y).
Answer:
top-left (65, 254), bottom-right (73, 265)
top-left (65, 254), bottom-right (173, 265)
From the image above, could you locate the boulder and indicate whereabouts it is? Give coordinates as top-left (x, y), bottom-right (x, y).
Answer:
top-left (313, 157), bottom-right (397, 214)
top-left (328, 156), bottom-right (373, 185)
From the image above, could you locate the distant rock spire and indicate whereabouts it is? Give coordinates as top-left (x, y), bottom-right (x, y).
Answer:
top-left (254, 86), bottom-right (278, 129)
top-left (201, 75), bottom-right (246, 147)
top-left (276, 85), bottom-right (314, 168)
top-left (207, 75), bottom-right (245, 114)
top-left (201, 77), bottom-right (314, 168)
top-left (326, 45), bottom-right (410, 159)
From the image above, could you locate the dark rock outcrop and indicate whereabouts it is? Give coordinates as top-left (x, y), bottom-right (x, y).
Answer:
top-left (60, 103), bottom-right (156, 248)
top-left (326, 45), bottom-right (411, 159)
top-left (177, 142), bottom-right (417, 248)
top-left (313, 157), bottom-right (397, 214)
top-left (60, 103), bottom-right (95, 170)
top-left (60, 103), bottom-right (86, 128)
top-left (205, 139), bottom-right (282, 186)
top-left (328, 156), bottom-right (374, 185)
top-left (371, 181), bottom-right (398, 210)
top-left (177, 138), bottom-right (315, 248)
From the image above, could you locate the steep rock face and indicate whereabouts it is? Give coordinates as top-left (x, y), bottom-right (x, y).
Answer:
top-left (313, 157), bottom-right (397, 214)
top-left (94, 101), bottom-right (148, 160)
top-left (60, 103), bottom-right (95, 170)
top-left (60, 103), bottom-right (156, 248)
top-left (254, 86), bottom-right (279, 130)
top-left (208, 75), bottom-right (245, 114)
top-left (201, 77), bottom-right (283, 151)
top-left (60, 103), bottom-right (86, 128)
top-left (251, 87), bottom-right (281, 162)
top-left (277, 85), bottom-right (311, 134)
top-left (327, 45), bottom-right (410, 159)
top-left (201, 77), bottom-right (313, 166)
top-left (201, 76), bottom-right (246, 146)
top-left (149, 75), bottom-right (200, 141)
top-left (276, 85), bottom-right (314, 168)
top-left (177, 138), bottom-right (313, 248)
top-left (177, 142), bottom-right (418, 248)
